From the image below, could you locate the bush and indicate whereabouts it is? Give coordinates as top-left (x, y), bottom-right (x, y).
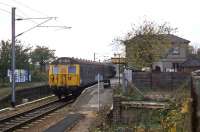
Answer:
top-left (31, 70), bottom-right (48, 82)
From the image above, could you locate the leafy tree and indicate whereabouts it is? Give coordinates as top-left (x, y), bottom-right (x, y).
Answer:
top-left (0, 41), bottom-right (11, 82)
top-left (0, 40), bottom-right (31, 83)
top-left (31, 45), bottom-right (56, 72)
top-left (118, 20), bottom-right (177, 69)
top-left (15, 43), bottom-right (32, 69)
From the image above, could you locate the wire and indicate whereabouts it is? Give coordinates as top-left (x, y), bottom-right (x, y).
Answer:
top-left (16, 17), bottom-right (57, 20)
top-left (0, 1), bottom-right (13, 7)
top-left (11, 0), bottom-right (71, 30)
top-left (0, 1), bottom-right (39, 24)
top-left (0, 1), bottom-right (71, 34)
top-left (0, 7), bottom-right (11, 14)
top-left (12, 0), bottom-right (72, 31)
top-left (16, 8), bottom-right (38, 24)
top-left (0, 1), bottom-right (41, 24)
top-left (38, 25), bottom-right (72, 29)
top-left (0, 6), bottom-right (25, 19)
top-left (16, 18), bottom-right (52, 37)
top-left (12, 0), bottom-right (49, 17)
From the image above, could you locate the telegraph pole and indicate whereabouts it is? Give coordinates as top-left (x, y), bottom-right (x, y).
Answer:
top-left (11, 7), bottom-right (16, 107)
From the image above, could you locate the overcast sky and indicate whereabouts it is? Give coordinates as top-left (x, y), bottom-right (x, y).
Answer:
top-left (0, 0), bottom-right (200, 61)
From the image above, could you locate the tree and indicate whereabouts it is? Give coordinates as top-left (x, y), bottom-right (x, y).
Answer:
top-left (31, 45), bottom-right (56, 72)
top-left (187, 45), bottom-right (200, 59)
top-left (118, 20), bottom-right (177, 69)
top-left (15, 42), bottom-right (32, 69)
top-left (187, 45), bottom-right (197, 59)
top-left (0, 41), bottom-right (11, 82)
top-left (0, 40), bottom-right (31, 83)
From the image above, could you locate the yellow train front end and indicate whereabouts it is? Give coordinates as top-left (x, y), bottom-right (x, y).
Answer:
top-left (48, 64), bottom-right (80, 98)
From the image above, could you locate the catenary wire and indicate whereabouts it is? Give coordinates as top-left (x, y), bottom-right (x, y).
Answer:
top-left (16, 8), bottom-right (38, 24)
top-left (0, 1), bottom-right (39, 24)
top-left (12, 0), bottom-right (49, 17)
top-left (11, 0), bottom-right (70, 30)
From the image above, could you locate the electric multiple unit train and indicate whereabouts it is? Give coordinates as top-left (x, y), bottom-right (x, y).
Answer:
top-left (48, 57), bottom-right (116, 98)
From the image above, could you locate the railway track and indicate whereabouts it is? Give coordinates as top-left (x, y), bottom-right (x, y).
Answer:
top-left (0, 96), bottom-right (75, 132)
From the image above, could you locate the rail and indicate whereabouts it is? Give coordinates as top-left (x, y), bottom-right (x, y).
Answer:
top-left (0, 96), bottom-right (75, 132)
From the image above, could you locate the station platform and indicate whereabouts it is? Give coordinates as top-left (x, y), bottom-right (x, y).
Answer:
top-left (69, 78), bottom-right (117, 132)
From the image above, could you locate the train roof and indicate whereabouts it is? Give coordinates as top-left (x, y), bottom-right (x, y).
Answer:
top-left (51, 57), bottom-right (112, 65)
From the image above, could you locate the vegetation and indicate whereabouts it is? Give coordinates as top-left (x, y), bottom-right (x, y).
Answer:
top-left (115, 20), bottom-right (177, 69)
top-left (113, 83), bottom-right (145, 101)
top-left (91, 80), bottom-right (191, 132)
top-left (0, 40), bottom-right (31, 83)
top-left (188, 44), bottom-right (200, 59)
top-left (0, 40), bottom-right (56, 84)
top-left (158, 81), bottom-right (191, 132)
top-left (31, 45), bottom-right (56, 72)
top-left (89, 105), bottom-right (111, 132)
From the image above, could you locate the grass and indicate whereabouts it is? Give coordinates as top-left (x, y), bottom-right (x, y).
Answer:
top-left (111, 81), bottom-right (192, 132)
top-left (113, 84), bottom-right (145, 101)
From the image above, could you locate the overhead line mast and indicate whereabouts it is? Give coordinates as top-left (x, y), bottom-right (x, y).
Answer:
top-left (11, 7), bottom-right (16, 107)
top-left (10, 7), bottom-right (71, 107)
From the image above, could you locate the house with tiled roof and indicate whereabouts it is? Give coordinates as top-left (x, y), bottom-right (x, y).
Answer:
top-left (153, 34), bottom-right (190, 72)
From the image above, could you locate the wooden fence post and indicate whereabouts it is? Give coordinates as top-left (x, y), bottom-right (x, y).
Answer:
top-left (191, 76), bottom-right (198, 132)
top-left (113, 96), bottom-right (121, 124)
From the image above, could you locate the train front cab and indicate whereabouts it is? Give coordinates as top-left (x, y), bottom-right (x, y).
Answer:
top-left (49, 64), bottom-right (64, 98)
top-left (49, 64), bottom-right (80, 99)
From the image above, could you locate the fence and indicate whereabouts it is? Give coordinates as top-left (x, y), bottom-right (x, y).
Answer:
top-left (113, 71), bottom-right (193, 131)
top-left (132, 72), bottom-right (191, 91)
top-left (191, 75), bottom-right (200, 132)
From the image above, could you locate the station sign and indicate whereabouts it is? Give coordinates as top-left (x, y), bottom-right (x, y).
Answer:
top-left (111, 57), bottom-right (126, 64)
top-left (7, 69), bottom-right (31, 83)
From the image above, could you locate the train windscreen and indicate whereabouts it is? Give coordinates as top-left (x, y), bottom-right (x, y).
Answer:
top-left (68, 66), bottom-right (76, 73)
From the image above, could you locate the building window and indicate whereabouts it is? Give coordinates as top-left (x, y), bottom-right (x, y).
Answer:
top-left (172, 47), bottom-right (180, 55)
